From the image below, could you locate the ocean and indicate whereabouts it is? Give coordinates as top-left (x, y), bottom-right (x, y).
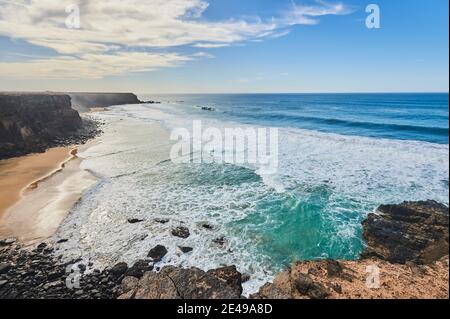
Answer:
top-left (55, 93), bottom-right (449, 295)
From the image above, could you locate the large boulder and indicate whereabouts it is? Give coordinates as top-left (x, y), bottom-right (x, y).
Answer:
top-left (118, 265), bottom-right (243, 299)
top-left (361, 200), bottom-right (449, 264)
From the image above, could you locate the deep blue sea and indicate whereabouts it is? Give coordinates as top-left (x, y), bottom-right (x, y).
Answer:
top-left (149, 93), bottom-right (449, 144)
top-left (57, 93), bottom-right (449, 295)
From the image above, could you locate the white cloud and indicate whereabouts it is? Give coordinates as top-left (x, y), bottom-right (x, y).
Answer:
top-left (285, 0), bottom-right (353, 25)
top-left (0, 0), bottom-right (352, 79)
top-left (0, 52), bottom-right (190, 79)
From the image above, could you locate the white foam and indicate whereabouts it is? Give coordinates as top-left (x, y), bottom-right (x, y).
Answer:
top-left (54, 103), bottom-right (449, 296)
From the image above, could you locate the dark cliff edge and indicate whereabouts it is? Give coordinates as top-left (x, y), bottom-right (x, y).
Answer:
top-left (0, 92), bottom-right (142, 160)
top-left (0, 93), bottom-right (93, 160)
top-left (68, 92), bottom-right (141, 112)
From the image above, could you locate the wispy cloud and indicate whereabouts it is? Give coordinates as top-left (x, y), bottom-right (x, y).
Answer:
top-left (285, 0), bottom-right (353, 25)
top-left (0, 0), bottom-right (353, 79)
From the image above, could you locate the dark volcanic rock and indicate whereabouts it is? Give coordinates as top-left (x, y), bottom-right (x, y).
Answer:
top-left (127, 218), bottom-right (144, 224)
top-left (361, 200), bottom-right (449, 264)
top-left (179, 246), bottom-right (193, 253)
top-left (171, 226), bottom-right (190, 239)
top-left (0, 243), bottom-right (123, 299)
top-left (147, 245), bottom-right (167, 262)
top-left (119, 266), bottom-right (243, 299)
top-left (110, 262), bottom-right (128, 278)
top-left (0, 263), bottom-right (11, 274)
top-left (126, 260), bottom-right (153, 278)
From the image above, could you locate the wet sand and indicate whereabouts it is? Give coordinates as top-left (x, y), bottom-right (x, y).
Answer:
top-left (0, 146), bottom-right (97, 245)
top-left (0, 147), bottom-right (74, 217)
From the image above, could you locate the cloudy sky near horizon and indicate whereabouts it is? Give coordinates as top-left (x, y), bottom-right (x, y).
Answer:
top-left (0, 0), bottom-right (448, 93)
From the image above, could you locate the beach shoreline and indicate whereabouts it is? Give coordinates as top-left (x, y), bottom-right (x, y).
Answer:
top-left (0, 147), bottom-right (75, 217)
top-left (0, 143), bottom-right (97, 245)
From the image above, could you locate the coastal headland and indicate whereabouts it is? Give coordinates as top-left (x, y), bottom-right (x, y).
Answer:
top-left (0, 91), bottom-right (141, 241)
top-left (0, 92), bottom-right (448, 299)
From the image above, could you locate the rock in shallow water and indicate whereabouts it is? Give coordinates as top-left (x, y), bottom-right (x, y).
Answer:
top-left (179, 246), bottom-right (193, 253)
top-left (127, 218), bottom-right (144, 224)
top-left (171, 227), bottom-right (190, 239)
top-left (362, 200), bottom-right (449, 264)
top-left (147, 245), bottom-right (167, 262)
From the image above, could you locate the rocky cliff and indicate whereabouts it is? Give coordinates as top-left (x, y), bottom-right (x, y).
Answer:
top-left (68, 93), bottom-right (141, 112)
top-left (0, 93), bottom-right (87, 159)
top-left (251, 200), bottom-right (449, 299)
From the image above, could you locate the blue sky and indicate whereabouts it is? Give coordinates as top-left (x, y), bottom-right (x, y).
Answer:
top-left (0, 0), bottom-right (448, 93)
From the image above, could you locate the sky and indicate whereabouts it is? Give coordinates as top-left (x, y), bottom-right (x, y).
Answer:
top-left (0, 0), bottom-right (448, 93)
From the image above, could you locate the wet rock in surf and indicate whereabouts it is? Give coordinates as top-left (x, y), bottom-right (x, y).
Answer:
top-left (110, 262), bottom-right (128, 278)
top-left (171, 226), bottom-right (190, 239)
top-left (179, 246), bottom-right (193, 253)
top-left (362, 200), bottom-right (449, 264)
top-left (201, 223), bottom-right (214, 230)
top-left (213, 236), bottom-right (227, 246)
top-left (127, 218), bottom-right (144, 224)
top-left (155, 218), bottom-right (169, 224)
top-left (147, 245), bottom-right (167, 262)
top-left (119, 266), bottom-right (243, 299)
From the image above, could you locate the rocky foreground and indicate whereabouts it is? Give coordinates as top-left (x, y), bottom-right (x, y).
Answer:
top-left (0, 200), bottom-right (448, 299)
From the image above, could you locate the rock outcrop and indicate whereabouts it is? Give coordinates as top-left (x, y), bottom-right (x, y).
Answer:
top-left (252, 200), bottom-right (449, 299)
top-left (68, 93), bottom-right (141, 112)
top-left (1, 200), bottom-right (448, 299)
top-left (361, 200), bottom-right (449, 264)
top-left (0, 93), bottom-right (98, 159)
top-left (118, 266), bottom-right (243, 299)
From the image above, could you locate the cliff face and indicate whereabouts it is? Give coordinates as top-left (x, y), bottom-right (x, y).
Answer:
top-left (0, 93), bottom-right (83, 159)
top-left (69, 93), bottom-right (141, 112)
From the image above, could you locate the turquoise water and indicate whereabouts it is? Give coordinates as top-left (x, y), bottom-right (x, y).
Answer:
top-left (57, 93), bottom-right (449, 294)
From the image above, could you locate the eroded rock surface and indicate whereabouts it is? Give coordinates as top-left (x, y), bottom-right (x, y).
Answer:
top-left (253, 201), bottom-right (449, 299)
top-left (119, 266), bottom-right (243, 299)
top-left (362, 200), bottom-right (449, 264)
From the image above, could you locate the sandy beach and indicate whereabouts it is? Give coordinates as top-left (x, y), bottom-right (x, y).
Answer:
top-left (0, 146), bottom-right (97, 245)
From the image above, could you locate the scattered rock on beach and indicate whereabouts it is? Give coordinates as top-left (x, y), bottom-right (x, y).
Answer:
top-left (155, 218), bottom-right (169, 224)
top-left (201, 223), bottom-right (214, 230)
top-left (171, 226), bottom-right (190, 239)
top-left (0, 238), bottom-right (16, 247)
top-left (0, 263), bottom-right (11, 274)
top-left (147, 245), bottom-right (168, 262)
top-left (213, 236), bottom-right (227, 246)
